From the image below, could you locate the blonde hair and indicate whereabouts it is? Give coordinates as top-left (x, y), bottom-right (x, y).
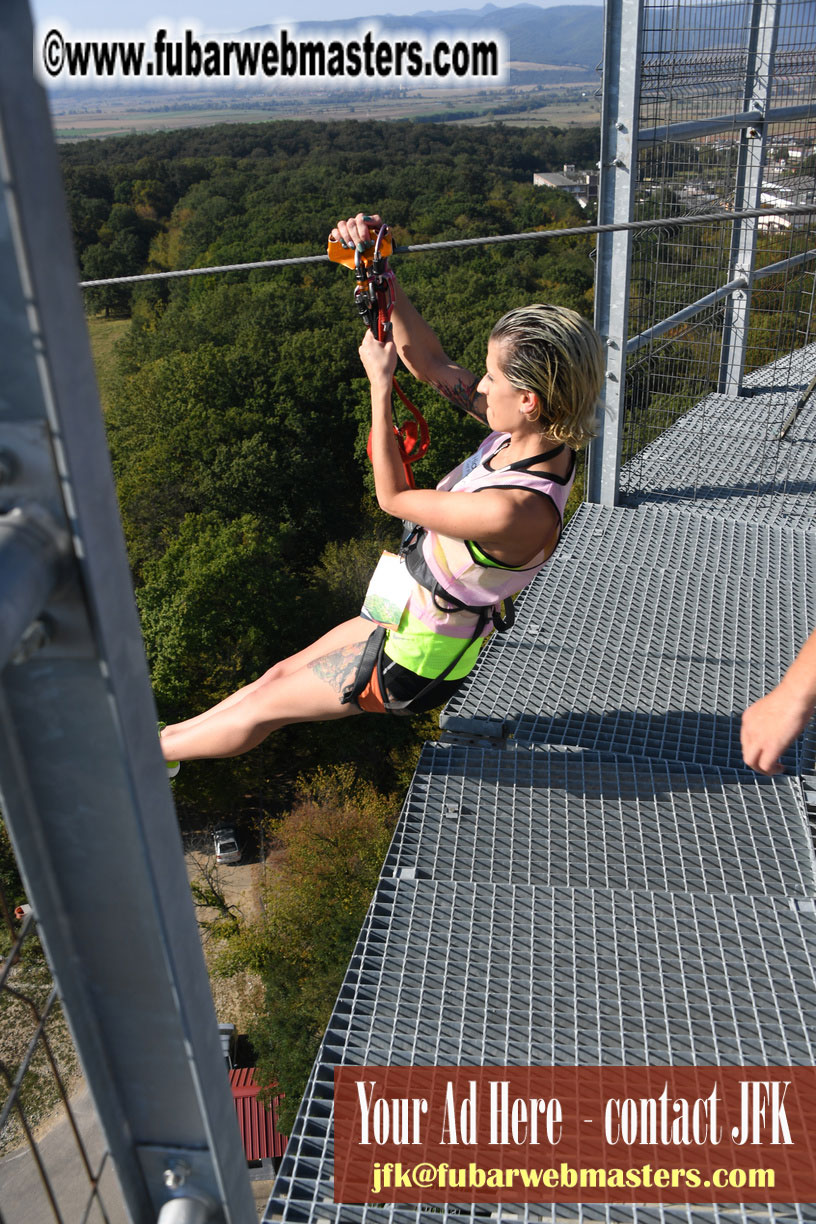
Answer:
top-left (490, 304), bottom-right (605, 450)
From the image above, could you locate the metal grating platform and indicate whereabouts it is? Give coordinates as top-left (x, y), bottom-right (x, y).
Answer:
top-left (266, 880), bottom-right (816, 1223)
top-left (741, 348), bottom-right (816, 399)
top-left (317, 880), bottom-right (816, 1065)
top-left (267, 352), bottom-right (816, 1224)
top-left (622, 430), bottom-right (816, 531)
top-left (265, 1200), bottom-right (815, 1223)
top-left (441, 550), bottom-right (816, 771)
top-left (385, 742), bottom-right (815, 898)
top-left (621, 345), bottom-right (816, 529)
top-left (552, 503), bottom-right (816, 589)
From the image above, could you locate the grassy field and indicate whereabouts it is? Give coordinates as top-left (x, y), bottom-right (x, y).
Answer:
top-left (51, 73), bottom-right (600, 139)
top-left (86, 316), bottom-right (129, 411)
top-left (458, 96), bottom-right (601, 127)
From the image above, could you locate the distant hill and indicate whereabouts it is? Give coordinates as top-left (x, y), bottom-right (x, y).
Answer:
top-left (242, 4), bottom-right (604, 68)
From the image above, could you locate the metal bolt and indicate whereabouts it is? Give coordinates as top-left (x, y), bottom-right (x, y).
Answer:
top-left (11, 618), bottom-right (51, 665)
top-left (613, 157), bottom-right (626, 169)
top-left (616, 121), bottom-right (626, 132)
top-left (0, 449), bottom-right (16, 486)
top-left (163, 1159), bottom-right (191, 1191)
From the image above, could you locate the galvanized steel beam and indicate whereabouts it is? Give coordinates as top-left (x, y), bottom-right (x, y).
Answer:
top-left (627, 277), bottom-right (748, 356)
top-left (588, 0), bottom-right (644, 506)
top-left (628, 252), bottom-right (816, 357)
top-left (637, 102), bottom-right (815, 146)
top-left (0, 4), bottom-right (255, 1221)
top-left (718, 0), bottom-right (781, 395)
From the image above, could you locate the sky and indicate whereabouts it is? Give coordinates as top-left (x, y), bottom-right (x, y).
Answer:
top-left (32, 0), bottom-right (601, 34)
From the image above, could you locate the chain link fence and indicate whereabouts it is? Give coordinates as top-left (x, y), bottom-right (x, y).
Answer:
top-left (0, 859), bottom-right (127, 1224)
top-left (620, 0), bottom-right (816, 501)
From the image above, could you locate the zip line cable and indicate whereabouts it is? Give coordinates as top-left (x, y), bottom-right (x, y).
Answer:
top-left (78, 203), bottom-right (816, 288)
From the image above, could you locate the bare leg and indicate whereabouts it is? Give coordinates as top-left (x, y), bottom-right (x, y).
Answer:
top-left (162, 617), bottom-right (374, 735)
top-left (160, 619), bottom-right (377, 760)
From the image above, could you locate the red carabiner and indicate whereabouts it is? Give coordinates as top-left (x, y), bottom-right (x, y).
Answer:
top-left (330, 222), bottom-right (431, 487)
top-left (365, 226), bottom-right (429, 487)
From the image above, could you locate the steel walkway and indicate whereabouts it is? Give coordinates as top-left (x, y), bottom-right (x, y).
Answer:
top-left (265, 346), bottom-right (816, 1224)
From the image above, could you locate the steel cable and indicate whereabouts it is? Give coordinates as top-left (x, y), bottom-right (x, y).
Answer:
top-left (78, 203), bottom-right (816, 288)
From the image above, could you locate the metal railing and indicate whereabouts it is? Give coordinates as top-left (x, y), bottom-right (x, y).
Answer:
top-left (590, 0), bottom-right (816, 505)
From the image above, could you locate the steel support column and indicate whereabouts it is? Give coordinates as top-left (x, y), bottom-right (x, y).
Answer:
top-left (0, 505), bottom-right (69, 668)
top-left (587, 0), bottom-right (644, 505)
top-left (0, 4), bottom-right (255, 1221)
top-left (718, 0), bottom-right (780, 395)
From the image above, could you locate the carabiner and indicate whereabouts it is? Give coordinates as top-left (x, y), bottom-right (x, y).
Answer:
top-left (330, 221), bottom-right (430, 487)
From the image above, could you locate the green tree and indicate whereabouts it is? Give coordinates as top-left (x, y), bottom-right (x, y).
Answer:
top-left (137, 511), bottom-right (297, 713)
top-left (213, 766), bottom-right (395, 1129)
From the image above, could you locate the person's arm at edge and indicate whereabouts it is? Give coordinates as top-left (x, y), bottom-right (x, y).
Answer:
top-left (741, 625), bottom-right (816, 774)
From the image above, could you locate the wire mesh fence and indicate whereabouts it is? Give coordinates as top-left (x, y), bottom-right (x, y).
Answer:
top-left (0, 850), bottom-right (125, 1224)
top-left (620, 0), bottom-right (816, 502)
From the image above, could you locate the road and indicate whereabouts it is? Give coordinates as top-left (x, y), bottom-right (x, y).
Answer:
top-left (0, 1088), bottom-right (129, 1224)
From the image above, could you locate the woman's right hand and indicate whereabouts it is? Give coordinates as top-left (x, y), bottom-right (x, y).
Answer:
top-left (330, 212), bottom-right (386, 251)
top-left (359, 328), bottom-right (398, 390)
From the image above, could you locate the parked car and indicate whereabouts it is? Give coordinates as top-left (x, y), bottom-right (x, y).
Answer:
top-left (213, 826), bottom-right (241, 865)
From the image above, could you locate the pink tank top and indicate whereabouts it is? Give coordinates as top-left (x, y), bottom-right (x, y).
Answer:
top-left (404, 431), bottom-right (575, 640)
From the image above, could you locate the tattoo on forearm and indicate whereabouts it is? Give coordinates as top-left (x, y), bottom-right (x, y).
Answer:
top-left (309, 643), bottom-right (366, 698)
top-left (430, 375), bottom-right (487, 423)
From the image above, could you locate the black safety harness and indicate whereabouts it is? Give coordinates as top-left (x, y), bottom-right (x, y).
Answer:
top-left (341, 522), bottom-right (515, 715)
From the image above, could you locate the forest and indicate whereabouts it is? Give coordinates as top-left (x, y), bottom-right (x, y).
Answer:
top-left (60, 118), bottom-right (600, 818)
top-left (16, 118), bottom-right (600, 1125)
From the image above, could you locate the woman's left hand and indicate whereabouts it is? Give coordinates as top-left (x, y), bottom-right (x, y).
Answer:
top-left (359, 329), bottom-right (398, 390)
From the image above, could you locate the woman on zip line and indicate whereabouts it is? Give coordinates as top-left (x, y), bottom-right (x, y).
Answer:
top-left (159, 211), bottom-right (604, 768)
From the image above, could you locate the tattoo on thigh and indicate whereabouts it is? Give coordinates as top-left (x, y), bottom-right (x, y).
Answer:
top-left (308, 643), bottom-right (365, 697)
